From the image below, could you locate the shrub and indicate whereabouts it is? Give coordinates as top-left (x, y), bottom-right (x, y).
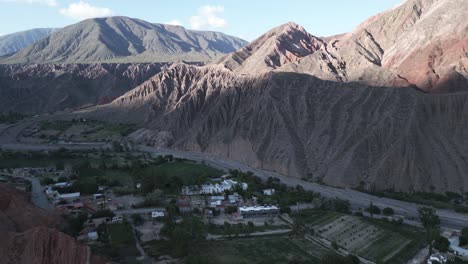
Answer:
top-left (434, 236), bottom-right (450, 252)
top-left (382, 207), bottom-right (394, 216)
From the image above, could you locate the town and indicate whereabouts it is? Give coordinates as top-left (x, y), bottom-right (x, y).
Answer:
top-left (1, 147), bottom-right (468, 264)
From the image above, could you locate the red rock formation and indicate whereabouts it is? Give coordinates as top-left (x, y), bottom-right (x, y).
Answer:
top-left (0, 183), bottom-right (108, 264)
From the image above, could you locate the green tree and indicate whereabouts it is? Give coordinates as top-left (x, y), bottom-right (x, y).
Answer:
top-left (331, 241), bottom-right (339, 250)
top-left (433, 235), bottom-right (450, 252)
top-left (367, 203), bottom-right (381, 215)
top-left (382, 207), bottom-right (394, 216)
top-left (131, 214), bottom-right (144, 226)
top-left (460, 227), bottom-right (468, 246)
top-left (418, 207), bottom-right (441, 253)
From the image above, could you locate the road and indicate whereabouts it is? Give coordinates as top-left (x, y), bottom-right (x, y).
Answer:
top-left (137, 145), bottom-right (468, 230)
top-left (0, 117), bottom-right (467, 229)
top-left (16, 175), bottom-right (54, 211)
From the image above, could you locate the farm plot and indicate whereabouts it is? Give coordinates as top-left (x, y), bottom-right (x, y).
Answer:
top-left (297, 211), bottom-right (424, 263)
top-left (313, 215), bottom-right (411, 262)
top-left (146, 235), bottom-right (329, 264)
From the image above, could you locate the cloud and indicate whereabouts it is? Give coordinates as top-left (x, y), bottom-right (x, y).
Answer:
top-left (189, 5), bottom-right (226, 30)
top-left (0, 0), bottom-right (57, 6)
top-left (164, 19), bottom-right (182, 26)
top-left (60, 1), bottom-right (113, 20)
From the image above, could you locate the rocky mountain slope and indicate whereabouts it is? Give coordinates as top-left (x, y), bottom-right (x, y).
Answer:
top-left (0, 28), bottom-right (57, 56)
top-left (214, 22), bottom-right (325, 74)
top-left (1, 16), bottom-right (247, 64)
top-left (0, 63), bottom-right (166, 114)
top-left (86, 64), bottom-right (468, 193)
top-left (0, 183), bottom-right (105, 264)
top-left (217, 0), bottom-right (468, 93)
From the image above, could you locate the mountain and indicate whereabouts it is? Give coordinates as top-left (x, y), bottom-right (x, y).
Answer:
top-left (0, 183), bottom-right (106, 264)
top-left (214, 22), bottom-right (325, 74)
top-left (81, 0), bottom-right (468, 193)
top-left (0, 28), bottom-right (57, 56)
top-left (217, 0), bottom-right (468, 93)
top-left (84, 64), bottom-right (468, 193)
top-left (1, 16), bottom-right (247, 64)
top-left (0, 63), bottom-right (166, 114)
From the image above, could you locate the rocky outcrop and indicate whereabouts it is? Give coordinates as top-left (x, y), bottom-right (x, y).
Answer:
top-left (0, 183), bottom-right (106, 264)
top-left (0, 62), bottom-right (166, 114)
top-left (0, 183), bottom-right (59, 232)
top-left (215, 22), bottom-right (325, 74)
top-left (85, 64), bottom-right (468, 193)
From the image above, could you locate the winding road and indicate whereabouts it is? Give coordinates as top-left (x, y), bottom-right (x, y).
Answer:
top-left (1, 119), bottom-right (467, 229)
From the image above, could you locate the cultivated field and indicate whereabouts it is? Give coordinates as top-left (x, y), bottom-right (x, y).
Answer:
top-left (20, 119), bottom-right (135, 143)
top-left (146, 234), bottom-right (333, 264)
top-left (296, 211), bottom-right (425, 263)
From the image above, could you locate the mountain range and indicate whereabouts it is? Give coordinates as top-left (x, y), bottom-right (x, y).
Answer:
top-left (0, 16), bottom-right (247, 64)
top-left (0, 28), bottom-right (57, 56)
top-left (1, 0), bottom-right (467, 192)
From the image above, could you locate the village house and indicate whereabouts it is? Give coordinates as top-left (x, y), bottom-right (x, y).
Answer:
top-left (176, 196), bottom-right (192, 213)
top-left (263, 189), bottom-right (275, 196)
top-left (239, 205), bottom-right (280, 218)
top-left (152, 210), bottom-right (165, 224)
top-left (182, 180), bottom-right (248, 195)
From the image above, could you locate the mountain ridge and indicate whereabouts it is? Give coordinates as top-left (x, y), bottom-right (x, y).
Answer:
top-left (1, 16), bottom-right (247, 64)
top-left (0, 28), bottom-right (57, 56)
top-left (82, 63), bottom-right (468, 193)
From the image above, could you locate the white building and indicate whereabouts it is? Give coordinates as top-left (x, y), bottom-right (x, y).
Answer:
top-left (182, 180), bottom-right (248, 195)
top-left (263, 189), bottom-right (275, 196)
top-left (59, 192), bottom-right (80, 201)
top-left (239, 205), bottom-right (280, 218)
top-left (427, 254), bottom-right (447, 264)
top-left (54, 182), bottom-right (70, 188)
top-left (87, 231), bottom-right (99, 241)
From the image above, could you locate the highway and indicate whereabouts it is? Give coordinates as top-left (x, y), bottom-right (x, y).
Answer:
top-left (137, 145), bottom-right (468, 230)
top-left (0, 117), bottom-right (467, 229)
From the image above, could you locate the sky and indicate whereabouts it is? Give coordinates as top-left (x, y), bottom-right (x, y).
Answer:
top-left (0, 0), bottom-right (403, 41)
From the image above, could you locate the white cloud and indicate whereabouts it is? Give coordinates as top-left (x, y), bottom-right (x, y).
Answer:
top-left (59, 1), bottom-right (113, 20)
top-left (164, 19), bottom-right (182, 26)
top-left (0, 0), bottom-right (57, 6)
top-left (189, 5), bottom-right (226, 30)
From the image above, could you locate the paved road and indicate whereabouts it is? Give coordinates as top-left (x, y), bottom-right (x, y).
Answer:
top-left (138, 146), bottom-right (468, 230)
top-left (0, 118), bottom-right (466, 229)
top-left (16, 175), bottom-right (54, 211)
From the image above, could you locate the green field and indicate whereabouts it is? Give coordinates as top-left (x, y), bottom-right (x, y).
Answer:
top-left (146, 235), bottom-right (330, 264)
top-left (137, 161), bottom-right (224, 194)
top-left (33, 120), bottom-right (135, 142)
top-left (108, 223), bottom-right (134, 245)
top-left (91, 223), bottom-right (140, 264)
top-left (294, 211), bottom-right (425, 263)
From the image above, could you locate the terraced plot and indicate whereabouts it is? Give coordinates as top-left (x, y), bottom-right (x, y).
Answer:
top-left (296, 211), bottom-right (425, 263)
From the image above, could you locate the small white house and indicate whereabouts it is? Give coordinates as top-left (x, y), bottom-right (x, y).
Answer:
top-left (427, 254), bottom-right (447, 264)
top-left (111, 216), bottom-right (123, 223)
top-left (152, 211), bottom-right (165, 218)
top-left (93, 193), bottom-right (104, 201)
top-left (263, 189), bottom-right (275, 196)
top-left (87, 231), bottom-right (99, 241)
top-left (58, 192), bottom-right (80, 201)
top-left (54, 182), bottom-right (70, 188)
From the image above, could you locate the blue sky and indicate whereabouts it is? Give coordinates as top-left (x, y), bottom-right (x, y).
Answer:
top-left (0, 0), bottom-right (403, 40)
